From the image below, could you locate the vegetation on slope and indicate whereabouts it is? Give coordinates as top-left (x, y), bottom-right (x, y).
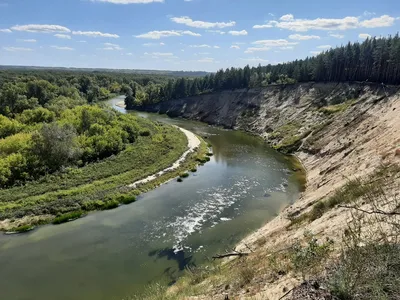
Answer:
top-left (133, 164), bottom-right (400, 300)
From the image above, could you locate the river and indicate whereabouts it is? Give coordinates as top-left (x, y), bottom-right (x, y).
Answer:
top-left (0, 96), bottom-right (301, 300)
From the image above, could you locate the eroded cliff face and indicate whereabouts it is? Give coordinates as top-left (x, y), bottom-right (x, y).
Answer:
top-left (139, 82), bottom-right (400, 299)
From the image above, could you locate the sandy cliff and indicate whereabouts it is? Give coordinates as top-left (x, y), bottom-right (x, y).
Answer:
top-left (138, 82), bottom-right (400, 299)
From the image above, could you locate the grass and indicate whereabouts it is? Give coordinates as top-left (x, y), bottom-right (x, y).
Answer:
top-left (0, 122), bottom-right (208, 231)
top-left (53, 211), bottom-right (84, 224)
top-left (319, 99), bottom-right (355, 115)
top-left (0, 122), bottom-right (187, 220)
top-left (289, 164), bottom-right (399, 226)
top-left (8, 224), bottom-right (35, 233)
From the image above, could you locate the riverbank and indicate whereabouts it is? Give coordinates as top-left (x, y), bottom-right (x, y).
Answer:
top-left (0, 115), bottom-right (208, 233)
top-left (136, 83), bottom-right (400, 299)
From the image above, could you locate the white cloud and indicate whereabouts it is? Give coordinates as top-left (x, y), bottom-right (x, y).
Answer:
top-left (253, 14), bottom-right (397, 32)
top-left (359, 33), bottom-right (371, 39)
top-left (310, 51), bottom-right (321, 55)
top-left (280, 14), bottom-right (294, 21)
top-left (252, 39), bottom-right (298, 47)
top-left (17, 39), bottom-right (37, 43)
top-left (143, 42), bottom-right (165, 46)
top-left (244, 47), bottom-right (270, 53)
top-left (206, 30), bottom-right (225, 35)
top-left (135, 30), bottom-right (200, 39)
top-left (102, 42), bottom-right (123, 50)
top-left (228, 30), bottom-right (248, 36)
top-left (214, 46), bottom-right (220, 49)
top-left (240, 57), bottom-right (269, 63)
top-left (170, 16), bottom-right (236, 29)
top-left (3, 46), bottom-right (33, 51)
top-left (90, 0), bottom-right (164, 3)
top-left (197, 57), bottom-right (215, 63)
top-left (126, 52), bottom-right (133, 55)
top-left (359, 15), bottom-right (394, 28)
top-left (143, 51), bottom-right (178, 59)
top-left (230, 45), bottom-right (240, 49)
top-left (54, 34), bottom-right (71, 39)
top-left (363, 11), bottom-right (376, 17)
top-left (0, 29), bottom-right (12, 33)
top-left (197, 52), bottom-right (210, 55)
top-left (330, 33), bottom-right (344, 38)
top-left (147, 52), bottom-right (174, 56)
top-left (253, 24), bottom-right (273, 29)
top-left (11, 24), bottom-right (71, 33)
top-left (72, 31), bottom-right (119, 38)
top-left (280, 46), bottom-right (294, 50)
top-left (51, 45), bottom-right (74, 50)
top-left (77, 40), bottom-right (87, 43)
top-left (289, 34), bottom-right (320, 40)
top-left (245, 39), bottom-right (297, 54)
top-left (317, 44), bottom-right (332, 49)
top-left (189, 44), bottom-right (211, 48)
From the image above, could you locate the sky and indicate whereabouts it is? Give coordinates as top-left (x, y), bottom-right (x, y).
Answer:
top-left (0, 0), bottom-right (399, 71)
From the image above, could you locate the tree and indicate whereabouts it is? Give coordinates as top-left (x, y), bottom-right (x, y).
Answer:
top-left (31, 123), bottom-right (81, 172)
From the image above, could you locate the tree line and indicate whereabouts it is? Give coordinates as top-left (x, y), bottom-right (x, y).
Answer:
top-left (127, 34), bottom-right (400, 107)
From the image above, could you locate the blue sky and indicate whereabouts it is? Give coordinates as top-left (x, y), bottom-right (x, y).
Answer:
top-left (0, 0), bottom-right (399, 71)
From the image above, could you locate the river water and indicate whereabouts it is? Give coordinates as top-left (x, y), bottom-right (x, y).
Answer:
top-left (0, 96), bottom-right (301, 300)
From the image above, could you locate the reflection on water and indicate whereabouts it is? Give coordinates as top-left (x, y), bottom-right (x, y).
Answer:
top-left (0, 96), bottom-right (301, 300)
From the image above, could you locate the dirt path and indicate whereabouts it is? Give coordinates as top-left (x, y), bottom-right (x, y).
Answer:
top-left (128, 126), bottom-right (200, 188)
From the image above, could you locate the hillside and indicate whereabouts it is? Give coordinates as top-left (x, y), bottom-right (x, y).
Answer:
top-left (136, 82), bottom-right (400, 299)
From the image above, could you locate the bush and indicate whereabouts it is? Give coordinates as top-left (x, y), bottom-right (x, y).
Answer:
top-left (190, 168), bottom-right (197, 172)
top-left (113, 194), bottom-right (136, 205)
top-left (139, 129), bottom-right (151, 137)
top-left (10, 224), bottom-right (35, 233)
top-left (290, 232), bottom-right (333, 279)
top-left (103, 199), bottom-right (119, 210)
top-left (16, 107), bottom-right (55, 125)
top-left (53, 211), bottom-right (84, 224)
top-left (177, 177), bottom-right (183, 182)
top-left (179, 172), bottom-right (189, 178)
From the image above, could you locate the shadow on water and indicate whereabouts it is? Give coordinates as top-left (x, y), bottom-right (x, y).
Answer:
top-left (148, 248), bottom-right (195, 284)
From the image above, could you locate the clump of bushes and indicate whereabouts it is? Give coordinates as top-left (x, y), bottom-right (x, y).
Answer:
top-left (190, 168), bottom-right (197, 173)
top-left (179, 172), bottom-right (189, 178)
top-left (53, 211), bottom-right (84, 224)
top-left (177, 178), bottom-right (183, 182)
top-left (103, 199), bottom-right (119, 210)
top-left (10, 224), bottom-right (35, 233)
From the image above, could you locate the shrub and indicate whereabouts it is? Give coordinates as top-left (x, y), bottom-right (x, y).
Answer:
top-left (179, 172), bottom-right (189, 178)
top-left (309, 201), bottom-right (327, 221)
top-left (139, 129), bottom-right (151, 137)
top-left (53, 211), bottom-right (83, 224)
top-left (190, 168), bottom-right (197, 172)
top-left (113, 194), bottom-right (136, 205)
top-left (103, 199), bottom-right (119, 210)
top-left (290, 232), bottom-right (333, 279)
top-left (177, 178), bottom-right (183, 182)
top-left (10, 224), bottom-right (35, 233)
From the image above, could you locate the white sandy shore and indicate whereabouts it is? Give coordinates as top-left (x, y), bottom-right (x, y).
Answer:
top-left (128, 126), bottom-right (200, 188)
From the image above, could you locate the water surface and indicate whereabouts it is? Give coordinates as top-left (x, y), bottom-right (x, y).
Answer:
top-left (0, 96), bottom-right (301, 300)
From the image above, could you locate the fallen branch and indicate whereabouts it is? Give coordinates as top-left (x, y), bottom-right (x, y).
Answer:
top-left (338, 205), bottom-right (400, 216)
top-left (212, 252), bottom-right (249, 259)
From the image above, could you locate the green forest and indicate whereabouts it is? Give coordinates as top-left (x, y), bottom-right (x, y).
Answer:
top-left (126, 35), bottom-right (400, 107)
top-left (0, 69), bottom-right (210, 230)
